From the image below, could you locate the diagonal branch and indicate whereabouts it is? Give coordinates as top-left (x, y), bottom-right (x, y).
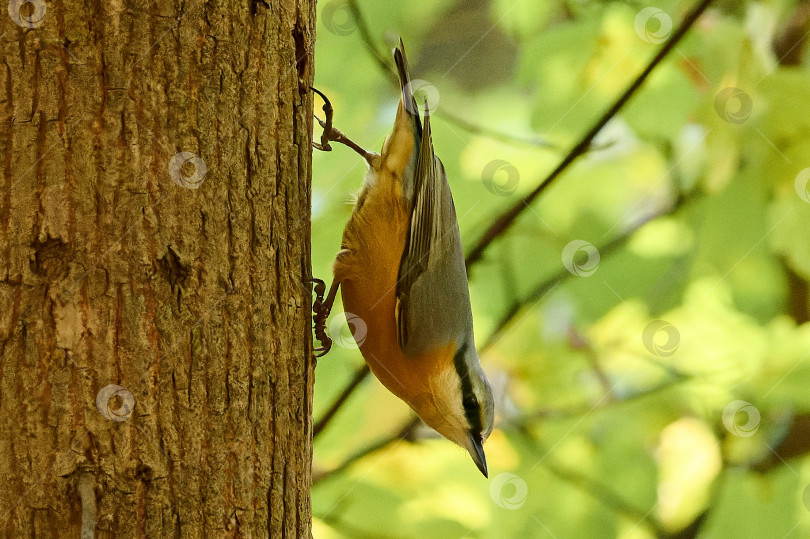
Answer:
top-left (312, 0), bottom-right (715, 449)
top-left (312, 192), bottom-right (695, 480)
top-left (312, 376), bottom-right (690, 485)
top-left (464, 0), bottom-right (716, 269)
top-left (480, 191), bottom-right (694, 353)
top-left (517, 431), bottom-right (663, 533)
top-left (313, 364), bottom-right (370, 437)
top-left (344, 0), bottom-right (559, 150)
top-left (313, 417), bottom-right (421, 484)
top-left (438, 109), bottom-right (559, 150)
top-left (346, 0), bottom-right (398, 84)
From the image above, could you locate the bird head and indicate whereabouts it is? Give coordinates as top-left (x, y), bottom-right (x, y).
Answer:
top-left (407, 340), bottom-right (495, 477)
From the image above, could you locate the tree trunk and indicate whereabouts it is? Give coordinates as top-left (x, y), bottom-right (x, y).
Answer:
top-left (0, 0), bottom-right (315, 536)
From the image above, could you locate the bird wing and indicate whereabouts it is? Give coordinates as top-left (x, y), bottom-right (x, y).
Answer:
top-left (395, 113), bottom-right (472, 356)
top-left (396, 111), bottom-right (440, 352)
top-left (392, 40), bottom-right (473, 357)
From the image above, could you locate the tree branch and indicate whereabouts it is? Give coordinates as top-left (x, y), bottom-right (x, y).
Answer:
top-left (345, 0), bottom-right (562, 151)
top-left (311, 0), bottom-right (715, 466)
top-left (312, 189), bottom-right (696, 481)
top-left (438, 109), bottom-right (558, 150)
top-left (312, 417), bottom-right (421, 484)
top-left (480, 191), bottom-right (693, 353)
top-left (313, 364), bottom-right (370, 437)
top-left (346, 0), bottom-right (397, 84)
top-left (464, 0), bottom-right (716, 270)
top-left (311, 375), bottom-right (690, 485)
top-left (516, 430), bottom-right (662, 533)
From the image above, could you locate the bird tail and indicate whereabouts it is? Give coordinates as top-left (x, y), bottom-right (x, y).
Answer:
top-left (393, 39), bottom-right (423, 139)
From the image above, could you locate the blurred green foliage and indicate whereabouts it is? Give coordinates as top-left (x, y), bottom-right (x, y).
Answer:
top-left (310, 0), bottom-right (810, 537)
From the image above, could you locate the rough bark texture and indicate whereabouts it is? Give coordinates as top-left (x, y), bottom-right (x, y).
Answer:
top-left (0, 0), bottom-right (315, 536)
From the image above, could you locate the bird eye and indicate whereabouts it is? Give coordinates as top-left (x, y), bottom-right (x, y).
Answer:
top-left (463, 395), bottom-right (478, 412)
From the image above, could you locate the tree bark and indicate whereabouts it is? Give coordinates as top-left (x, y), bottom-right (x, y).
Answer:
top-left (0, 0), bottom-right (315, 536)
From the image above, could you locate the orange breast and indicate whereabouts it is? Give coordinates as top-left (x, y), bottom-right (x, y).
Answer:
top-left (334, 101), bottom-right (454, 404)
top-left (335, 175), bottom-right (448, 404)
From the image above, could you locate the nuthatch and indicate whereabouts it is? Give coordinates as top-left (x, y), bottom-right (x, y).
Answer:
top-left (312, 41), bottom-right (494, 477)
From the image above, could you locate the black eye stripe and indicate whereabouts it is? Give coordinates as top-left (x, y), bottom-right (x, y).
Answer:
top-left (453, 341), bottom-right (482, 435)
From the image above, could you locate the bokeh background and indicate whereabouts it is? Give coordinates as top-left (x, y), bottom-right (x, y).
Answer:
top-left (309, 0), bottom-right (810, 537)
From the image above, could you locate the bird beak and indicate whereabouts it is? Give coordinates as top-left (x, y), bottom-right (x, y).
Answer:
top-left (468, 432), bottom-right (488, 478)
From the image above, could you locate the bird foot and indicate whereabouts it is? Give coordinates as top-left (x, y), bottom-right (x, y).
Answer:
top-left (307, 277), bottom-right (337, 357)
top-left (310, 87), bottom-right (373, 162)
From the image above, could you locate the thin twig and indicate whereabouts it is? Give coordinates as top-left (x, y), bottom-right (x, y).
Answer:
top-left (311, 0), bottom-right (715, 469)
top-left (573, 329), bottom-right (616, 403)
top-left (438, 109), bottom-right (558, 150)
top-left (313, 191), bottom-right (695, 481)
top-left (517, 375), bottom-right (689, 424)
top-left (314, 365), bottom-right (371, 437)
top-left (312, 375), bottom-right (689, 485)
top-left (464, 0), bottom-right (716, 269)
top-left (346, 0), bottom-right (562, 151)
top-left (479, 231), bottom-right (632, 353)
top-left (313, 417), bottom-right (421, 484)
top-left (517, 430), bottom-right (663, 533)
top-left (346, 0), bottom-right (397, 84)
top-left (480, 191), bottom-right (693, 353)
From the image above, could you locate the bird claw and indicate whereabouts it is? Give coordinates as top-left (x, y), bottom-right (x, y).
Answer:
top-left (311, 87), bottom-right (335, 152)
top-left (310, 87), bottom-right (372, 162)
top-left (308, 277), bottom-right (333, 357)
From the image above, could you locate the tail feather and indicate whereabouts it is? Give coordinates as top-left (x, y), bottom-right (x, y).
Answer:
top-left (393, 40), bottom-right (422, 139)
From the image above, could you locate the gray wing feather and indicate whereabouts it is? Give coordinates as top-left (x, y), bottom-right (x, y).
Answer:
top-left (396, 115), bottom-right (472, 355)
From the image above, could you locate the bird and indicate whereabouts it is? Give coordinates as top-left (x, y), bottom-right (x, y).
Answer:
top-left (311, 40), bottom-right (494, 477)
